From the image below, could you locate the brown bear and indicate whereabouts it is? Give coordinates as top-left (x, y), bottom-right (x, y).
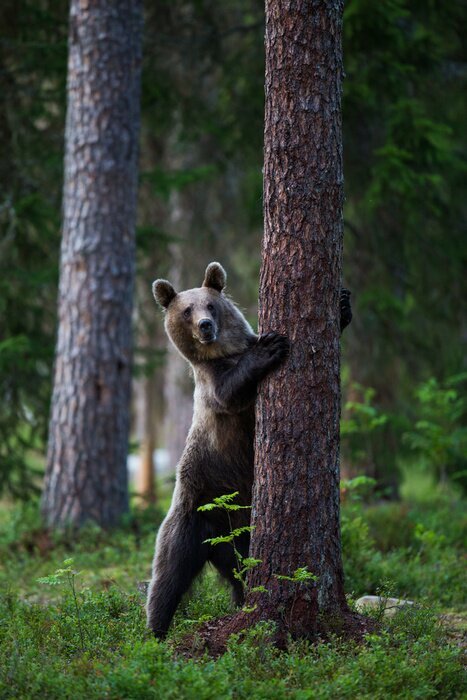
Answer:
top-left (146, 262), bottom-right (351, 638)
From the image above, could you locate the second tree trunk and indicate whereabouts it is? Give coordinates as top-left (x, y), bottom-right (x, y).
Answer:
top-left (42, 0), bottom-right (143, 528)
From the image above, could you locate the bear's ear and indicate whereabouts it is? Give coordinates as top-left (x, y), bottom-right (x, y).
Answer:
top-left (202, 262), bottom-right (226, 292)
top-left (152, 279), bottom-right (177, 309)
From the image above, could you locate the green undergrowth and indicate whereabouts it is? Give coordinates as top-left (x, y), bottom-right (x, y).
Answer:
top-left (342, 492), bottom-right (466, 608)
top-left (0, 488), bottom-right (465, 699)
top-left (0, 588), bottom-right (464, 699)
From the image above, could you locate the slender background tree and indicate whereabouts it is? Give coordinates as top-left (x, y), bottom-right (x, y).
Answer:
top-left (41, 0), bottom-right (143, 527)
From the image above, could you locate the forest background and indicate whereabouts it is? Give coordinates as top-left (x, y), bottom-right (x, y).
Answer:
top-left (0, 1), bottom-right (466, 697)
top-left (1, 0), bottom-right (466, 502)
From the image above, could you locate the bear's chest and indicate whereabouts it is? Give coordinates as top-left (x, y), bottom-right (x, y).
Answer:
top-left (191, 402), bottom-right (254, 454)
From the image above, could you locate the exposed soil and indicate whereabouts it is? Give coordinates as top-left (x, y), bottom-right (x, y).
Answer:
top-left (177, 606), bottom-right (379, 658)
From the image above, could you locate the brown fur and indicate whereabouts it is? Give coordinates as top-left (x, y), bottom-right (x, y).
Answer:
top-left (146, 262), bottom-right (352, 638)
top-left (146, 262), bottom-right (288, 638)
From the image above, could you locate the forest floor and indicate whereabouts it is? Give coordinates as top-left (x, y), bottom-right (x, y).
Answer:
top-left (0, 477), bottom-right (465, 699)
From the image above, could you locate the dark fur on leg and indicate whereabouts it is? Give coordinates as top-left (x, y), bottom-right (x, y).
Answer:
top-left (146, 509), bottom-right (208, 638)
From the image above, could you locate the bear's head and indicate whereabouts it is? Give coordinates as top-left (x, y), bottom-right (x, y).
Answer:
top-left (153, 262), bottom-right (256, 362)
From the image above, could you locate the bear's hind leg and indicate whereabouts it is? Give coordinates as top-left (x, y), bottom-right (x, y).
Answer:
top-left (146, 510), bottom-right (207, 638)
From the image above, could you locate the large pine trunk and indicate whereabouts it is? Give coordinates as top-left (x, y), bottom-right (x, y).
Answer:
top-left (42, 0), bottom-right (143, 528)
top-left (245, 0), bottom-right (347, 634)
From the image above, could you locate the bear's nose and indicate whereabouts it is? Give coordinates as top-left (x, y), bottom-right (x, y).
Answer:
top-left (198, 319), bottom-right (214, 333)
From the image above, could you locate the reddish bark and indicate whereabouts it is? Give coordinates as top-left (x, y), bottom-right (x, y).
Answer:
top-left (248, 0), bottom-right (347, 632)
top-left (201, 0), bottom-right (351, 649)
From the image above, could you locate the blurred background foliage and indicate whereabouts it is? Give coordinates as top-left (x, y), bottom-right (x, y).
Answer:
top-left (1, 0), bottom-right (466, 499)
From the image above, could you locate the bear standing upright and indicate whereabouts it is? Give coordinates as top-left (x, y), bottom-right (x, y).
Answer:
top-left (146, 262), bottom-right (352, 638)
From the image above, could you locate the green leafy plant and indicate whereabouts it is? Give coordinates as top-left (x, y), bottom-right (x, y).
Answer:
top-left (341, 383), bottom-right (390, 478)
top-left (413, 523), bottom-right (446, 560)
top-left (342, 385), bottom-right (388, 437)
top-left (198, 492), bottom-right (261, 605)
top-left (198, 494), bottom-right (321, 616)
top-left (274, 567), bottom-right (318, 584)
top-left (403, 375), bottom-right (467, 489)
top-left (341, 475), bottom-right (377, 503)
top-left (274, 567), bottom-right (318, 622)
top-left (37, 558), bottom-right (86, 652)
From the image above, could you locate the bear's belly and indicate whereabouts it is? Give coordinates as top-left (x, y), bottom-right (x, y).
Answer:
top-left (177, 408), bottom-right (254, 506)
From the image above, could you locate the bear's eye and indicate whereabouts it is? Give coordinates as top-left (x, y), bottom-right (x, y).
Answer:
top-left (183, 307), bottom-right (192, 319)
top-left (207, 303), bottom-right (215, 313)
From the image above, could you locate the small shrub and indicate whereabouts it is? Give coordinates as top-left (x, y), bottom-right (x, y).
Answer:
top-left (403, 374), bottom-right (467, 491)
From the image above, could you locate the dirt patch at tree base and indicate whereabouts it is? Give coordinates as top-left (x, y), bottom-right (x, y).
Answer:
top-left (177, 607), bottom-right (379, 658)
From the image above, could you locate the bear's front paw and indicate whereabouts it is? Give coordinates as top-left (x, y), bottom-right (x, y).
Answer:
top-left (340, 288), bottom-right (352, 333)
top-left (255, 331), bottom-right (290, 369)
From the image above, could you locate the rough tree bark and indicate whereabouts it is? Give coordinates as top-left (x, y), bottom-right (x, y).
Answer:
top-left (246, 0), bottom-right (347, 635)
top-left (246, 0), bottom-right (346, 635)
top-left (198, 1), bottom-right (368, 650)
top-left (42, 0), bottom-right (143, 528)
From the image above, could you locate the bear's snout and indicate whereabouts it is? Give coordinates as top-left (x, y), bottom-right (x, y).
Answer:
top-left (198, 318), bottom-right (216, 343)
